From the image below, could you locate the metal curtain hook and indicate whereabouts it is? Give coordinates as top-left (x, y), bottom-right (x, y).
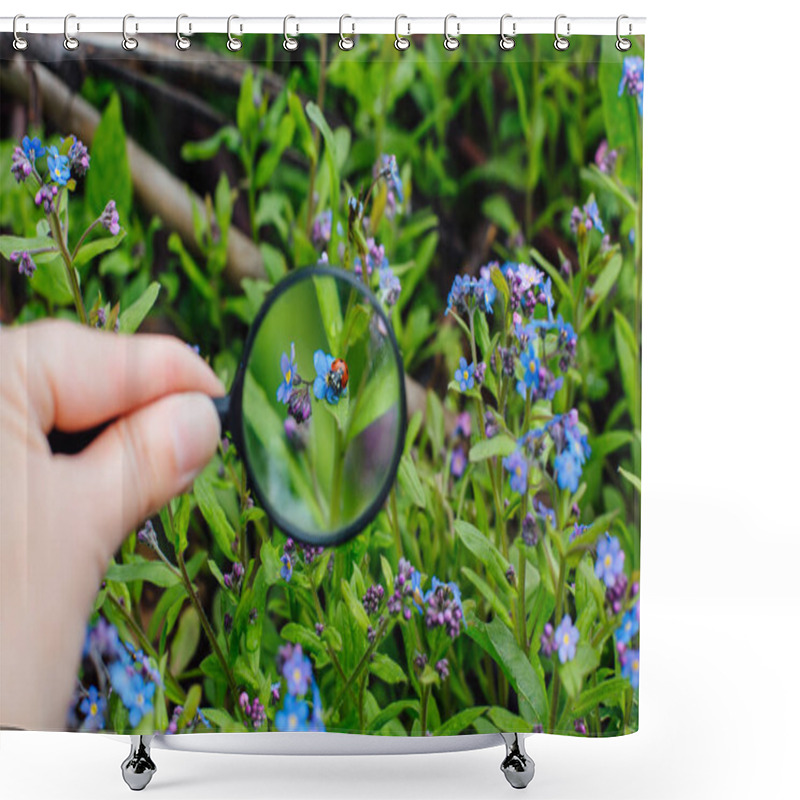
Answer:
top-left (13, 14), bottom-right (29, 51)
top-left (554, 14), bottom-right (570, 51)
top-left (395, 15), bottom-right (410, 51)
top-left (499, 14), bottom-right (515, 51)
top-left (176, 14), bottom-right (191, 50)
top-left (444, 14), bottom-right (459, 51)
top-left (616, 15), bottom-right (632, 51)
top-left (122, 14), bottom-right (138, 51)
top-left (283, 15), bottom-right (298, 51)
top-left (339, 14), bottom-right (355, 51)
top-left (63, 14), bottom-right (79, 51)
top-left (227, 15), bottom-right (242, 51)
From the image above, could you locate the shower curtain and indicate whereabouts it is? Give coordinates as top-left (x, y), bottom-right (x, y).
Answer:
top-left (0, 29), bottom-right (643, 739)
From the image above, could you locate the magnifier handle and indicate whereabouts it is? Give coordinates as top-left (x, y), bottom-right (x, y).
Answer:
top-left (48, 395), bottom-right (232, 456)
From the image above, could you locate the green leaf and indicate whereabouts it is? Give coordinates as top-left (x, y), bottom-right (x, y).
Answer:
top-left (433, 706), bottom-right (488, 736)
top-left (369, 653), bottom-right (408, 685)
top-left (0, 235), bottom-right (60, 264)
top-left (254, 115), bottom-right (296, 188)
top-left (469, 434), bottom-right (517, 463)
top-left (193, 471), bottom-right (236, 561)
top-left (236, 70), bottom-right (257, 142)
top-left (455, 520), bottom-right (511, 591)
top-left (280, 622), bottom-right (326, 655)
top-left (618, 466), bottom-right (641, 493)
top-left (425, 390), bottom-right (445, 456)
top-left (367, 700), bottom-right (418, 733)
top-left (572, 677), bottom-right (630, 717)
top-left (487, 706), bottom-right (531, 732)
top-left (482, 195), bottom-right (520, 235)
top-left (590, 430), bottom-right (633, 462)
top-left (288, 92), bottom-right (316, 163)
top-left (321, 391), bottom-right (350, 434)
top-left (72, 231), bottom-right (127, 270)
top-left (181, 126), bottom-right (240, 162)
top-left (201, 707), bottom-right (247, 733)
top-left (199, 654), bottom-right (228, 684)
top-left (613, 309), bottom-right (641, 429)
top-left (305, 101), bottom-right (341, 212)
top-left (461, 566), bottom-right (512, 628)
top-left (580, 254), bottom-right (622, 332)
top-left (559, 642), bottom-right (600, 700)
top-left (177, 685), bottom-right (202, 730)
top-left (118, 281), bottom-right (160, 334)
top-left (398, 454), bottom-right (426, 507)
top-left (168, 232), bottom-right (215, 300)
top-left (340, 578), bottom-right (370, 632)
top-left (105, 557), bottom-right (180, 589)
top-left (169, 606), bottom-right (200, 676)
top-left (465, 614), bottom-right (548, 725)
top-left (86, 92), bottom-right (133, 219)
top-left (172, 494), bottom-right (192, 556)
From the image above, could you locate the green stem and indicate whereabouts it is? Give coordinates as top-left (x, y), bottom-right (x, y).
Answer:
top-left (175, 548), bottom-right (237, 696)
top-left (106, 594), bottom-right (186, 704)
top-left (327, 616), bottom-right (391, 718)
top-left (49, 209), bottom-right (87, 324)
top-left (70, 219), bottom-right (99, 263)
top-left (420, 684), bottom-right (430, 735)
top-left (329, 425), bottom-right (344, 528)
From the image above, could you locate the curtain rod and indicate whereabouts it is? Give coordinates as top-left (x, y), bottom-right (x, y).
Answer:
top-left (0, 16), bottom-right (646, 37)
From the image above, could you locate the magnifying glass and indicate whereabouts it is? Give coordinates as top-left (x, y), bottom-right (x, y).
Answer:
top-left (49, 265), bottom-right (407, 548)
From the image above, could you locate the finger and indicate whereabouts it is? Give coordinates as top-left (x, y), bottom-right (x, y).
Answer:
top-left (15, 319), bottom-right (224, 433)
top-left (62, 391), bottom-right (221, 560)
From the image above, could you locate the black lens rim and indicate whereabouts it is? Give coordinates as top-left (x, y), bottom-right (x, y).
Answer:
top-left (228, 264), bottom-right (407, 547)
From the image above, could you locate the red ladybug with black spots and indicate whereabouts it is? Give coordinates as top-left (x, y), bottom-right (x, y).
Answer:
top-left (328, 358), bottom-right (349, 394)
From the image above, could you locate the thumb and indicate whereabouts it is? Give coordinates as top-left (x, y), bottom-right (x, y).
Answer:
top-left (62, 392), bottom-right (221, 560)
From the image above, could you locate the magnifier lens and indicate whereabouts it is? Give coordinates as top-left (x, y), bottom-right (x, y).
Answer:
top-left (240, 268), bottom-right (404, 546)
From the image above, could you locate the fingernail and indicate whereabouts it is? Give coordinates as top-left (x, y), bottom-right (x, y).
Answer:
top-left (170, 393), bottom-right (221, 488)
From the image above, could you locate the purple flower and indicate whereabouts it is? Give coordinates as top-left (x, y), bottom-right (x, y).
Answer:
top-left (618, 55), bottom-right (644, 115)
top-left (284, 416), bottom-right (307, 449)
top-left (450, 446), bottom-right (467, 479)
top-left (9, 250), bottom-right (36, 278)
top-left (606, 572), bottom-right (629, 615)
top-left (454, 357), bottom-right (475, 392)
top-left (315, 623), bottom-right (325, 637)
top-left (540, 623), bottom-right (556, 657)
top-left (100, 200), bottom-right (120, 235)
top-left (595, 140), bottom-right (618, 174)
top-left (313, 350), bottom-right (347, 405)
top-left (505, 564), bottom-right (516, 585)
top-left (484, 410), bottom-right (499, 439)
top-left (287, 384), bottom-right (312, 424)
top-left (11, 147), bottom-right (33, 183)
top-left (275, 693), bottom-right (309, 732)
top-left (68, 139), bottom-right (90, 177)
top-left (311, 210), bottom-right (332, 249)
top-left (79, 686), bottom-right (107, 731)
top-left (137, 520), bottom-right (158, 550)
top-left (503, 449), bottom-right (528, 495)
top-left (435, 658), bottom-right (450, 680)
top-left (454, 411), bottom-right (472, 439)
top-left (47, 147), bottom-right (70, 186)
top-left (282, 644), bottom-right (313, 696)
top-left (473, 361), bottom-right (487, 386)
top-left (34, 184), bottom-right (57, 214)
top-left (413, 652), bottom-right (428, 672)
top-left (621, 649), bottom-right (640, 689)
top-left (277, 343), bottom-right (298, 404)
top-left (584, 200), bottom-right (604, 235)
top-left (554, 615), bottom-right (579, 664)
top-left (362, 584), bottom-right (385, 615)
top-left (595, 534), bottom-right (625, 588)
top-left (423, 577), bottom-right (464, 639)
top-left (280, 553), bottom-right (293, 582)
top-left (522, 513), bottom-right (539, 546)
top-left (574, 718), bottom-right (588, 735)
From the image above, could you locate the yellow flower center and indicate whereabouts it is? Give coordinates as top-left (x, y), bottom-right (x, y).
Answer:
top-left (293, 668), bottom-right (301, 683)
top-left (285, 370), bottom-right (291, 383)
top-left (90, 703), bottom-right (98, 716)
top-left (136, 693), bottom-right (143, 705)
top-left (563, 634), bottom-right (570, 645)
top-left (515, 466), bottom-right (522, 477)
top-left (604, 555), bottom-right (612, 567)
top-left (463, 370), bottom-right (469, 380)
top-left (633, 659), bottom-right (639, 671)
top-left (55, 168), bottom-right (61, 177)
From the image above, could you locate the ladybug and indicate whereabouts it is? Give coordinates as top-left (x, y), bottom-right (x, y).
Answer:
top-left (328, 358), bottom-right (349, 394)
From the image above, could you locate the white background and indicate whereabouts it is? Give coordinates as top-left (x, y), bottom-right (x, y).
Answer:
top-left (2, 0), bottom-right (799, 797)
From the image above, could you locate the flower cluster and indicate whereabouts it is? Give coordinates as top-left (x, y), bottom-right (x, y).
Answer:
top-left (71, 616), bottom-right (162, 732)
top-left (500, 262), bottom-right (552, 317)
top-left (595, 140), bottom-right (618, 174)
top-left (446, 273), bottom-right (496, 317)
top-left (595, 534), bottom-right (625, 588)
top-left (239, 691), bottom-right (267, 729)
top-left (618, 55), bottom-right (644, 115)
top-left (275, 644), bottom-right (325, 732)
top-left (423, 578), bottom-right (464, 639)
top-left (570, 198), bottom-right (605, 236)
top-left (312, 209), bottom-right (333, 250)
top-left (449, 411), bottom-right (472, 480)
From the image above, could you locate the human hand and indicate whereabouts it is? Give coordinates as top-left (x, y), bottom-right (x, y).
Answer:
top-left (0, 320), bottom-right (223, 730)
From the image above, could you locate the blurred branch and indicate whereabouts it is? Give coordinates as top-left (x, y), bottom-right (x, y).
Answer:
top-left (0, 56), bottom-right (264, 284)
